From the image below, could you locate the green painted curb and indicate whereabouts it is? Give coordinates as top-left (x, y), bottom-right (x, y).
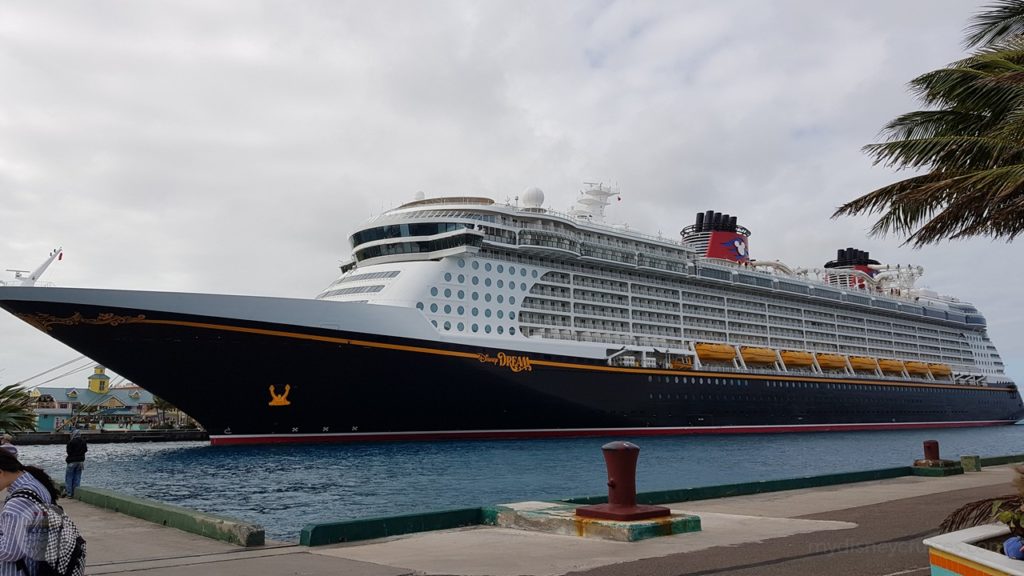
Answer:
top-left (980, 454), bottom-right (1024, 467)
top-left (300, 507), bottom-right (487, 546)
top-left (563, 466), bottom-right (912, 506)
top-left (74, 486), bottom-right (264, 547)
top-left (911, 465), bottom-right (964, 477)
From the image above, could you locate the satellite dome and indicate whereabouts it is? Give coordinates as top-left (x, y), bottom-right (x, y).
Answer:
top-left (414, 191), bottom-right (426, 201)
top-left (522, 187), bottom-right (544, 208)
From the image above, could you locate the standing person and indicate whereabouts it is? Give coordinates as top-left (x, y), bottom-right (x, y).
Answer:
top-left (65, 430), bottom-right (87, 498)
top-left (0, 449), bottom-right (61, 574)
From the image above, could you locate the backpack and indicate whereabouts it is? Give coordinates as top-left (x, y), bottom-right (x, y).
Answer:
top-left (8, 489), bottom-right (86, 576)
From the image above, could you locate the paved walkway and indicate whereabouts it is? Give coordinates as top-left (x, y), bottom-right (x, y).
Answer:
top-left (79, 465), bottom-right (1020, 576)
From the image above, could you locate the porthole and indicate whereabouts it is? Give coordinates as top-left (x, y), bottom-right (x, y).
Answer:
top-left (472, 307), bottom-right (479, 316)
top-left (485, 294), bottom-right (492, 302)
top-left (485, 325), bottom-right (492, 333)
top-left (416, 302), bottom-right (424, 310)
top-left (443, 321), bottom-right (451, 330)
top-left (472, 292), bottom-right (479, 301)
top-left (457, 306), bottom-right (465, 314)
top-left (485, 278), bottom-right (492, 287)
top-left (509, 311), bottom-right (516, 320)
top-left (497, 295), bottom-right (504, 304)
top-left (532, 270), bottom-right (538, 278)
top-left (509, 266), bottom-right (516, 275)
top-left (497, 310), bottom-right (504, 319)
top-left (509, 296), bottom-right (516, 305)
top-left (444, 304), bottom-right (451, 313)
top-left (509, 327), bottom-right (516, 335)
top-left (472, 277), bottom-right (479, 285)
top-left (458, 259), bottom-right (466, 268)
top-left (444, 288), bottom-right (452, 297)
top-left (520, 282), bottom-right (527, 291)
top-left (485, 309), bottom-right (492, 318)
top-left (497, 279), bottom-right (504, 288)
top-left (472, 324), bottom-right (479, 332)
top-left (430, 303), bottom-right (438, 312)
top-left (497, 265), bottom-right (504, 273)
top-left (458, 274), bottom-right (465, 283)
top-left (458, 322), bottom-right (465, 331)
top-left (521, 268), bottom-right (527, 277)
top-left (485, 263), bottom-right (492, 272)
top-left (497, 326), bottom-right (504, 334)
top-left (431, 320), bottom-right (438, 327)
top-left (472, 261), bottom-right (480, 270)
top-left (458, 290), bottom-right (465, 299)
top-left (444, 272), bottom-right (452, 281)
top-left (430, 287), bottom-right (438, 296)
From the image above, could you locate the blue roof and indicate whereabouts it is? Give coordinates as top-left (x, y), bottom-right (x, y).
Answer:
top-left (35, 386), bottom-right (155, 408)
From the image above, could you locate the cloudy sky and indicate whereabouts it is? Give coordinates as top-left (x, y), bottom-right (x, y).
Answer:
top-left (1, 0), bottom-right (1021, 389)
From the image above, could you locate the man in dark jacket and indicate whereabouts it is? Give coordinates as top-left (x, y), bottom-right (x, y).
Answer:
top-left (65, 429), bottom-right (87, 497)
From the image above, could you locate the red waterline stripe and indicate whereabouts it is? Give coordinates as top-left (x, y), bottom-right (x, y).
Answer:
top-left (209, 420), bottom-right (1014, 445)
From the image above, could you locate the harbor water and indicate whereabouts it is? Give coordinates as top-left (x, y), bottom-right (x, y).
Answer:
top-left (17, 426), bottom-right (1024, 541)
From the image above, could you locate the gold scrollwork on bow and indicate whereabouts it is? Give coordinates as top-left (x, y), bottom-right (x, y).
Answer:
top-left (16, 312), bottom-right (147, 332)
top-left (477, 352), bottom-right (533, 373)
top-left (268, 384), bottom-right (292, 406)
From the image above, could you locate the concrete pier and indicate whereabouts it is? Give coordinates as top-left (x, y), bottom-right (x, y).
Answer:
top-left (78, 461), bottom-right (1024, 575)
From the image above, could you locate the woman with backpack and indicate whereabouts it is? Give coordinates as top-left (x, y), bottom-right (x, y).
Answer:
top-left (0, 449), bottom-right (61, 575)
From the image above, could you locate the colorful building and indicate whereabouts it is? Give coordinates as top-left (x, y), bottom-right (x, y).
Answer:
top-left (31, 366), bottom-right (156, 432)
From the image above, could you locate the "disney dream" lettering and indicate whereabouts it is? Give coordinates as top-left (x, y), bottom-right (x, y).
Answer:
top-left (477, 352), bottom-right (533, 373)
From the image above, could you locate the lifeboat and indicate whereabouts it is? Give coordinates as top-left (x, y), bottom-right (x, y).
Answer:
top-left (741, 347), bottom-right (776, 365)
top-left (929, 363), bottom-right (953, 377)
top-left (849, 356), bottom-right (878, 371)
top-left (878, 359), bottom-right (905, 374)
top-left (816, 353), bottom-right (847, 370)
top-left (695, 343), bottom-right (736, 362)
top-left (780, 350), bottom-right (814, 367)
top-left (904, 361), bottom-right (931, 375)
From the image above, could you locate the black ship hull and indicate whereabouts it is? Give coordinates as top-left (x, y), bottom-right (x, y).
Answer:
top-left (3, 287), bottom-right (1021, 445)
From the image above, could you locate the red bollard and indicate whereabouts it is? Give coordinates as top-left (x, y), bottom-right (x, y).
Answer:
top-left (923, 440), bottom-right (940, 461)
top-left (576, 441), bottom-right (671, 521)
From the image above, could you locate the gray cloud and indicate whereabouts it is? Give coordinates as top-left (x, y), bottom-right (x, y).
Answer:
top-left (1, 0), bottom-right (1019, 387)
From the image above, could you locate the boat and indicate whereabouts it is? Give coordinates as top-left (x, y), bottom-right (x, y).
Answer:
top-left (849, 356), bottom-right (878, 372)
top-left (815, 354), bottom-right (847, 370)
top-left (1, 184), bottom-right (1020, 445)
top-left (740, 347), bottom-right (776, 365)
top-left (695, 343), bottom-right (736, 363)
top-left (878, 359), bottom-right (906, 374)
top-left (905, 361), bottom-right (931, 376)
top-left (779, 350), bottom-right (814, 367)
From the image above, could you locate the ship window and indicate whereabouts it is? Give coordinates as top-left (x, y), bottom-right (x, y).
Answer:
top-left (520, 282), bottom-right (527, 291)
top-left (458, 259), bottom-right (466, 268)
top-left (472, 324), bottom-right (479, 332)
top-left (444, 288), bottom-right (452, 297)
top-left (485, 294), bottom-right (492, 302)
top-left (485, 325), bottom-right (492, 333)
top-left (430, 303), bottom-right (438, 312)
top-left (497, 265), bottom-right (504, 273)
top-left (444, 321), bottom-right (451, 330)
top-left (485, 279), bottom-right (492, 287)
top-left (497, 280), bottom-right (504, 288)
top-left (458, 306), bottom-right (465, 314)
top-left (522, 268), bottom-right (527, 277)
top-left (444, 305), bottom-right (451, 313)
top-left (509, 266), bottom-right (516, 275)
top-left (473, 277), bottom-right (479, 285)
top-left (497, 310), bottom-right (504, 319)
top-left (485, 263), bottom-right (492, 272)
top-left (458, 274), bottom-right (465, 283)
top-left (532, 270), bottom-right (538, 278)
top-left (472, 292), bottom-right (479, 300)
top-left (430, 287), bottom-right (438, 296)
top-left (458, 290), bottom-right (465, 299)
top-left (416, 302), bottom-right (424, 310)
top-left (431, 320), bottom-right (438, 327)
top-left (510, 327), bottom-right (516, 335)
top-left (509, 312), bottom-right (516, 320)
top-left (510, 296), bottom-right (516, 305)
top-left (444, 273), bottom-right (452, 281)
top-left (485, 309), bottom-right (492, 318)
top-left (497, 326), bottom-right (504, 334)
top-left (458, 322), bottom-right (465, 331)
top-left (497, 295), bottom-right (504, 304)
top-left (472, 308), bottom-right (479, 316)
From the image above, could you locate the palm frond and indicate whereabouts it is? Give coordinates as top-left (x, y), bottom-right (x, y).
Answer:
top-left (965, 0), bottom-right (1024, 48)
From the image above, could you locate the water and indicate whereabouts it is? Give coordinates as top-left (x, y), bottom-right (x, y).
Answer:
top-left (17, 426), bottom-right (1024, 541)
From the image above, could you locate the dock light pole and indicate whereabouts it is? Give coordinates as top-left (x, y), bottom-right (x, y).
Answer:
top-left (576, 441), bottom-right (671, 521)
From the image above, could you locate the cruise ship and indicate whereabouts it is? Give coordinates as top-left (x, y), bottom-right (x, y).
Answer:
top-left (1, 184), bottom-right (1020, 445)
